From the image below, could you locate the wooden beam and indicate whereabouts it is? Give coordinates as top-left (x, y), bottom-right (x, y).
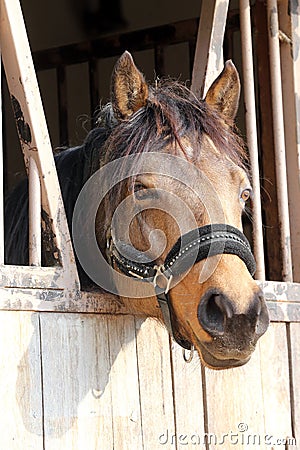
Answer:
top-left (191, 0), bottom-right (230, 98)
top-left (0, 281), bottom-right (299, 322)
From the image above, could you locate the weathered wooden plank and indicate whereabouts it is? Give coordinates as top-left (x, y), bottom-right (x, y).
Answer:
top-left (108, 315), bottom-right (143, 449)
top-left (0, 265), bottom-right (66, 289)
top-left (288, 323), bottom-right (300, 448)
top-left (1, 281), bottom-right (300, 324)
top-left (191, 0), bottom-right (230, 97)
top-left (135, 317), bottom-right (175, 449)
top-left (40, 313), bottom-right (113, 449)
top-left (262, 280), bottom-right (300, 322)
top-left (171, 342), bottom-right (205, 448)
top-left (204, 341), bottom-right (265, 449)
top-left (260, 281), bottom-right (300, 302)
top-left (0, 311), bottom-right (43, 449)
top-left (267, 301), bottom-right (300, 322)
top-left (258, 323), bottom-right (294, 448)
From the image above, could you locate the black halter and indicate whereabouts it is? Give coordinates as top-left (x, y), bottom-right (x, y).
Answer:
top-left (107, 223), bottom-right (256, 349)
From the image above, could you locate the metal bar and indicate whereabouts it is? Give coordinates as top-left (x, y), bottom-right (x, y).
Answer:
top-left (57, 65), bottom-right (69, 146)
top-left (188, 40), bottom-right (196, 79)
top-left (277, 0), bottom-right (300, 283)
top-left (0, 61), bottom-right (4, 264)
top-left (239, 0), bottom-right (266, 280)
top-left (33, 19), bottom-right (200, 71)
top-left (154, 45), bottom-right (166, 78)
top-left (88, 58), bottom-right (100, 128)
top-left (28, 157), bottom-right (41, 266)
top-left (191, 0), bottom-right (230, 97)
top-left (252, 1), bottom-right (282, 280)
top-left (267, 0), bottom-right (293, 282)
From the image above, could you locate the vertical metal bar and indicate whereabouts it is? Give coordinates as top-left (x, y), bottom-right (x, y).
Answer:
top-left (278, 0), bottom-right (300, 283)
top-left (88, 58), bottom-right (100, 128)
top-left (57, 65), bottom-right (69, 146)
top-left (239, 0), bottom-right (266, 280)
top-left (191, 0), bottom-right (230, 97)
top-left (267, 0), bottom-right (293, 282)
top-left (253, 1), bottom-right (282, 280)
top-left (0, 62), bottom-right (4, 264)
top-left (224, 28), bottom-right (234, 61)
top-left (188, 40), bottom-right (196, 80)
top-left (154, 45), bottom-right (166, 78)
top-left (28, 156), bottom-right (41, 266)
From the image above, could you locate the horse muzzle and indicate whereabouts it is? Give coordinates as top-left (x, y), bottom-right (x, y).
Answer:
top-left (195, 288), bottom-right (269, 369)
top-left (107, 223), bottom-right (269, 367)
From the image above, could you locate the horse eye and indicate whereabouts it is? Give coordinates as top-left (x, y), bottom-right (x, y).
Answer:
top-left (133, 182), bottom-right (149, 200)
top-left (240, 188), bottom-right (252, 203)
top-left (133, 182), bottom-right (159, 200)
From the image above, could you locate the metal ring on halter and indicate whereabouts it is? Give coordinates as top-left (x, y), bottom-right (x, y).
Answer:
top-left (183, 345), bottom-right (195, 363)
top-left (153, 265), bottom-right (173, 294)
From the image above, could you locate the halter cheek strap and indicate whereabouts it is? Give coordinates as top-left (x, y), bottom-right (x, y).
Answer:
top-left (107, 223), bottom-right (256, 350)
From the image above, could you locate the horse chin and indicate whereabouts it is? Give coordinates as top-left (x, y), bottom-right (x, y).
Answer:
top-left (197, 343), bottom-right (251, 370)
top-left (172, 328), bottom-right (251, 369)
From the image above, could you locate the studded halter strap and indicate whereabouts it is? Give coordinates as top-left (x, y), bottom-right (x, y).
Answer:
top-left (107, 223), bottom-right (256, 350)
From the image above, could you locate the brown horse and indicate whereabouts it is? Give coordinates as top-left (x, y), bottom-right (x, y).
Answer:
top-left (5, 51), bottom-right (269, 369)
top-left (71, 51), bottom-right (269, 369)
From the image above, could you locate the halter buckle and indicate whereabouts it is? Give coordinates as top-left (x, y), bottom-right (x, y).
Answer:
top-left (153, 265), bottom-right (173, 294)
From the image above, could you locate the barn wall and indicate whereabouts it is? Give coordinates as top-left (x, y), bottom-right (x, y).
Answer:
top-left (1, 312), bottom-right (298, 449)
top-left (1, 1), bottom-right (300, 448)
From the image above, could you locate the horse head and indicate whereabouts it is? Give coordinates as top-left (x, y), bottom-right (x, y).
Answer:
top-left (94, 51), bottom-right (269, 369)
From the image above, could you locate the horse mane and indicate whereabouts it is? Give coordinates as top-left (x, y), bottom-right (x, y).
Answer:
top-left (4, 78), bottom-right (247, 288)
top-left (99, 79), bottom-right (246, 166)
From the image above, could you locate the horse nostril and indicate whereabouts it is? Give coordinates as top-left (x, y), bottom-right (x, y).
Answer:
top-left (253, 294), bottom-right (269, 337)
top-left (198, 292), bottom-right (234, 336)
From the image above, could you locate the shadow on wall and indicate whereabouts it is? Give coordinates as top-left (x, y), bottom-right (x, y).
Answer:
top-left (17, 312), bottom-right (147, 438)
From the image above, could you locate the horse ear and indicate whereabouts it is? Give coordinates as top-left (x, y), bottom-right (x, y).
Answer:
top-left (204, 60), bottom-right (240, 122)
top-left (111, 51), bottom-right (149, 120)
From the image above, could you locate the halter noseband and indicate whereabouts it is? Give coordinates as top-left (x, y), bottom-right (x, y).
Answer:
top-left (107, 223), bottom-right (256, 349)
